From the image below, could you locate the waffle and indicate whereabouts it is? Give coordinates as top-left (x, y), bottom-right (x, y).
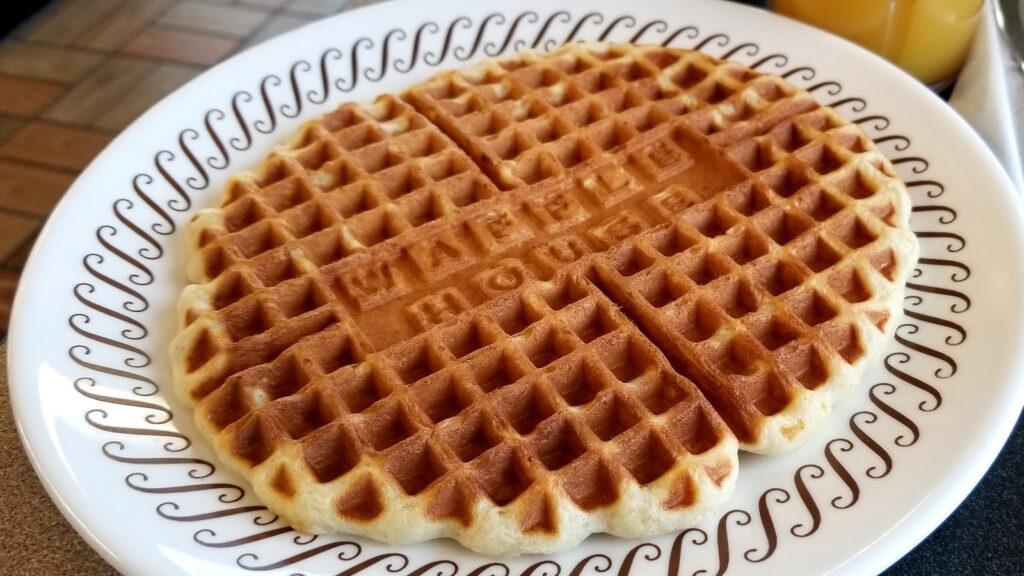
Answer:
top-left (170, 43), bottom-right (918, 556)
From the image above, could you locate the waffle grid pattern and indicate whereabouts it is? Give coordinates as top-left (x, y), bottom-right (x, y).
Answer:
top-left (171, 44), bottom-right (917, 555)
top-left (199, 274), bottom-right (733, 547)
top-left (584, 148), bottom-right (907, 445)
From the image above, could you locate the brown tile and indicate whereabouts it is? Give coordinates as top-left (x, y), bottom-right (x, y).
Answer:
top-left (0, 122), bottom-right (112, 171)
top-left (241, 14), bottom-right (314, 51)
top-left (346, 0), bottom-right (384, 9)
top-left (0, 270), bottom-right (19, 332)
top-left (122, 26), bottom-right (237, 66)
top-left (94, 64), bottom-right (199, 131)
top-left (0, 161), bottom-right (74, 217)
top-left (0, 213), bottom-right (40, 263)
top-left (288, 0), bottom-right (354, 16)
top-left (0, 117), bottom-right (27, 144)
top-left (2, 229), bottom-right (39, 271)
top-left (43, 56), bottom-right (157, 126)
top-left (158, 2), bottom-right (271, 39)
top-left (241, 0), bottom-right (294, 8)
top-left (16, 0), bottom-right (124, 46)
top-left (77, 0), bottom-right (175, 51)
top-left (0, 76), bottom-right (65, 117)
top-left (0, 41), bottom-right (104, 84)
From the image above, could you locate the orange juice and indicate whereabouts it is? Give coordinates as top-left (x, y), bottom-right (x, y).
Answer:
top-left (772, 0), bottom-right (985, 88)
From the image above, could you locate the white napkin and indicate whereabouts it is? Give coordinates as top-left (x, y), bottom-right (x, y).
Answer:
top-left (948, 1), bottom-right (1024, 192)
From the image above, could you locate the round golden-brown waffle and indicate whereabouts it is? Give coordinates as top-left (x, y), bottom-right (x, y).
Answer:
top-left (170, 43), bottom-right (919, 556)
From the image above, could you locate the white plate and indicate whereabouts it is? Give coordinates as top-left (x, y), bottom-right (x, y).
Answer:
top-left (9, 0), bottom-right (1024, 574)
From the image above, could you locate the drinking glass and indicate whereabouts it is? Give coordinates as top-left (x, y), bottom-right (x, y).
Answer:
top-left (771, 0), bottom-right (986, 90)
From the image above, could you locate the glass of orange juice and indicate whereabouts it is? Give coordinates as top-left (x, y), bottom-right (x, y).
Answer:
top-left (771, 0), bottom-right (986, 90)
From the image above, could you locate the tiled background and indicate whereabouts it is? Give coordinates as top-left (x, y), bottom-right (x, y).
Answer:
top-left (0, 0), bottom-right (384, 339)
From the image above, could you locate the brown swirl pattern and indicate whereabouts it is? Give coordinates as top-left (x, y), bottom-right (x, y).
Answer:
top-left (63, 8), bottom-right (970, 575)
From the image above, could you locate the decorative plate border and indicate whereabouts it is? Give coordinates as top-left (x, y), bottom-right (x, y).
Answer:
top-left (58, 7), bottom-right (966, 576)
